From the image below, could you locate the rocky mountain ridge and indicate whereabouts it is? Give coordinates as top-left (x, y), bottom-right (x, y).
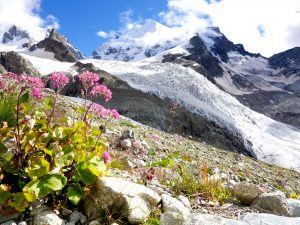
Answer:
top-left (92, 20), bottom-right (300, 129)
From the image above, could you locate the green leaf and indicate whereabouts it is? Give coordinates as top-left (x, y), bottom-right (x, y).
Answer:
top-left (67, 185), bottom-right (84, 205)
top-left (27, 158), bottom-right (50, 178)
top-left (74, 162), bottom-right (96, 185)
top-left (0, 142), bottom-right (8, 155)
top-left (0, 187), bottom-right (12, 204)
top-left (9, 193), bottom-right (29, 212)
top-left (87, 157), bottom-right (106, 177)
top-left (44, 98), bottom-right (54, 110)
top-left (54, 144), bottom-right (75, 167)
top-left (20, 92), bottom-right (30, 104)
top-left (23, 174), bottom-right (67, 201)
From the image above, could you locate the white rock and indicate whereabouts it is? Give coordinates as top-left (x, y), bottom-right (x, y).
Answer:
top-left (120, 139), bottom-right (132, 149)
top-left (161, 194), bottom-right (190, 220)
top-left (34, 211), bottom-right (65, 225)
top-left (88, 221), bottom-right (100, 225)
top-left (287, 198), bottom-right (300, 217)
top-left (183, 213), bottom-right (247, 225)
top-left (84, 177), bottom-right (161, 224)
top-left (18, 222), bottom-right (27, 225)
top-left (177, 195), bottom-right (191, 210)
top-left (160, 211), bottom-right (185, 225)
top-left (1, 221), bottom-right (17, 225)
top-left (242, 213), bottom-right (300, 225)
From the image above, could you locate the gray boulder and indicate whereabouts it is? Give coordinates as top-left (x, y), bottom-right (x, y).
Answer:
top-left (183, 213), bottom-right (247, 225)
top-left (242, 213), bottom-right (300, 225)
top-left (233, 182), bottom-right (264, 205)
top-left (83, 177), bottom-right (161, 224)
top-left (160, 212), bottom-right (187, 225)
top-left (161, 194), bottom-right (190, 220)
top-left (287, 198), bottom-right (300, 217)
top-left (251, 191), bottom-right (291, 216)
top-left (33, 211), bottom-right (65, 225)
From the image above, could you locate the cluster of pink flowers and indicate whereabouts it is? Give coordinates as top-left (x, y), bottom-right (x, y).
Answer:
top-left (90, 103), bottom-right (119, 119)
top-left (0, 72), bottom-right (45, 100)
top-left (90, 84), bottom-right (112, 101)
top-left (102, 151), bottom-right (111, 164)
top-left (78, 71), bottom-right (100, 90)
top-left (49, 72), bottom-right (70, 91)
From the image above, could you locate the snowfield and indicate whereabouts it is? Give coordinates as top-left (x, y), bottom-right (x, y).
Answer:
top-left (8, 49), bottom-right (300, 172)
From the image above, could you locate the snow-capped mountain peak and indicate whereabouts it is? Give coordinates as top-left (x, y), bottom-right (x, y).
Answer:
top-left (93, 20), bottom-right (187, 61)
top-left (0, 24), bottom-right (34, 48)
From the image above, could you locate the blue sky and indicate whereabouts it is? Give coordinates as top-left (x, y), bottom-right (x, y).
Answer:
top-left (40, 0), bottom-right (168, 55)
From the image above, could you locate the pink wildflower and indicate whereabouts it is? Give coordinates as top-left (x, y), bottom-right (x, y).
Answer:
top-left (2, 72), bottom-right (18, 80)
top-left (109, 109), bottom-right (119, 119)
top-left (78, 71), bottom-right (100, 90)
top-left (49, 72), bottom-right (70, 90)
top-left (90, 84), bottom-right (112, 101)
top-left (31, 87), bottom-right (44, 100)
top-left (102, 151), bottom-right (111, 164)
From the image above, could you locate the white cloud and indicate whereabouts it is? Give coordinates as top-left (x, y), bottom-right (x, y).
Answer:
top-left (0, 0), bottom-right (59, 41)
top-left (97, 31), bottom-right (109, 38)
top-left (160, 0), bottom-right (300, 57)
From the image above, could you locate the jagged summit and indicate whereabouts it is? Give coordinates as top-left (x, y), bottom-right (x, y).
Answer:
top-left (29, 29), bottom-right (84, 62)
top-left (0, 25), bottom-right (34, 48)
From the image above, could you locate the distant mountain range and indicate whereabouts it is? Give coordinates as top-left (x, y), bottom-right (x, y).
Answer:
top-left (92, 20), bottom-right (300, 128)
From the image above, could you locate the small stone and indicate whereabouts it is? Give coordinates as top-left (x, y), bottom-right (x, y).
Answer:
top-left (121, 129), bottom-right (135, 139)
top-left (18, 222), bottom-right (27, 225)
top-left (88, 220), bottom-right (100, 225)
top-left (287, 198), bottom-right (300, 217)
top-left (65, 222), bottom-right (75, 225)
top-left (160, 211), bottom-right (185, 225)
top-left (30, 205), bottom-right (50, 217)
top-left (34, 211), bottom-right (65, 225)
top-left (1, 221), bottom-right (17, 225)
top-left (69, 211), bottom-right (81, 223)
top-left (120, 139), bottom-right (132, 149)
top-left (61, 208), bottom-right (72, 217)
top-left (233, 182), bottom-right (264, 205)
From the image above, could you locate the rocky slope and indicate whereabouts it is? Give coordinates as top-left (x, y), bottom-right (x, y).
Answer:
top-left (1, 94), bottom-right (299, 225)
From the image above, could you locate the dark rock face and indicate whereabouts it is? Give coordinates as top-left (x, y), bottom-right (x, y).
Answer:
top-left (269, 47), bottom-right (300, 69)
top-left (162, 35), bottom-right (223, 82)
top-left (29, 29), bottom-right (84, 62)
top-left (236, 91), bottom-right (300, 129)
top-left (268, 47), bottom-right (300, 78)
top-left (0, 51), bottom-right (40, 76)
top-left (209, 29), bottom-right (261, 62)
top-left (185, 35), bottom-right (223, 77)
top-left (0, 64), bottom-right (6, 74)
top-left (2, 25), bottom-right (31, 47)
